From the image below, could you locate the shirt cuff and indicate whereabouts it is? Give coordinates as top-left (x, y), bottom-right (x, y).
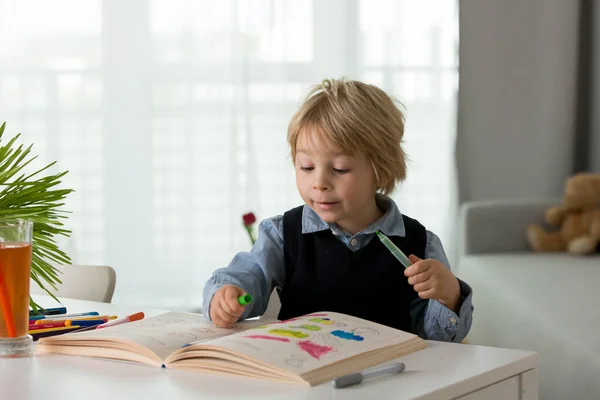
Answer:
top-left (455, 278), bottom-right (473, 318)
top-left (425, 279), bottom-right (474, 342)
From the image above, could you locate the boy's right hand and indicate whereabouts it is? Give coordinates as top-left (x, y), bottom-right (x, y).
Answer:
top-left (209, 284), bottom-right (248, 328)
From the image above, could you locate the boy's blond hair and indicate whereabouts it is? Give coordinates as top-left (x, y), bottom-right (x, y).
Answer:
top-left (287, 78), bottom-right (407, 195)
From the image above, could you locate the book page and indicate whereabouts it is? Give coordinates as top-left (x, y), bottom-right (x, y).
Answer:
top-left (39, 312), bottom-right (270, 361)
top-left (188, 312), bottom-right (420, 375)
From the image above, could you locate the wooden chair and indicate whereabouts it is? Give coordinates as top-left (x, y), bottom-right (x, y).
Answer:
top-left (30, 265), bottom-right (117, 303)
top-left (262, 289), bottom-right (282, 320)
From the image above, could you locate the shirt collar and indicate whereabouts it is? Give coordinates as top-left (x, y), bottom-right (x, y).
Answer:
top-left (301, 194), bottom-right (406, 237)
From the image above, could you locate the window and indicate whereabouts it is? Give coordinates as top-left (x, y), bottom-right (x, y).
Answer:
top-left (0, 0), bottom-right (458, 309)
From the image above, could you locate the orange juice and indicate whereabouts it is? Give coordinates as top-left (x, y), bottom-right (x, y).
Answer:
top-left (0, 243), bottom-right (32, 339)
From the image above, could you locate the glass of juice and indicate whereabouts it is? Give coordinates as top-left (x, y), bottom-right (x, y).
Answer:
top-left (0, 220), bottom-right (33, 357)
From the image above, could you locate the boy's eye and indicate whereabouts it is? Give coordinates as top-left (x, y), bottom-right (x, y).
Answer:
top-left (333, 168), bottom-right (349, 174)
top-left (300, 166), bottom-right (314, 172)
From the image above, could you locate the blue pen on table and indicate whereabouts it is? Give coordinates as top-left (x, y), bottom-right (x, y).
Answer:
top-left (29, 311), bottom-right (99, 321)
top-left (66, 319), bottom-right (106, 328)
top-left (332, 362), bottom-right (406, 388)
top-left (376, 230), bottom-right (412, 268)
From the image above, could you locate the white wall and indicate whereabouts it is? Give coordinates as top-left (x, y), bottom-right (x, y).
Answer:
top-left (456, 0), bottom-right (580, 203)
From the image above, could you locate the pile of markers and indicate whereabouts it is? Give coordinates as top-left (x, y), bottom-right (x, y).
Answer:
top-left (29, 307), bottom-right (116, 340)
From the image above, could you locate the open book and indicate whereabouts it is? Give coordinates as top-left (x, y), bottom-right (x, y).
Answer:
top-left (36, 311), bottom-right (428, 386)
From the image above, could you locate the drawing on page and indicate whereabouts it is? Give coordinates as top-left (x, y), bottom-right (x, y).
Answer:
top-left (290, 324), bottom-right (321, 331)
top-left (353, 326), bottom-right (380, 335)
top-left (246, 324), bottom-right (270, 330)
top-left (307, 317), bottom-right (347, 327)
top-left (159, 317), bottom-right (190, 324)
top-left (168, 332), bottom-right (199, 341)
top-left (134, 321), bottom-right (169, 328)
top-left (285, 354), bottom-right (306, 368)
top-left (308, 317), bottom-right (334, 325)
top-left (267, 329), bottom-right (310, 339)
top-left (296, 340), bottom-right (334, 360)
top-left (245, 334), bottom-right (290, 342)
top-left (189, 327), bottom-right (215, 335)
top-left (315, 332), bottom-right (342, 348)
top-left (272, 317), bottom-right (302, 325)
top-left (135, 316), bottom-right (191, 328)
top-left (134, 323), bottom-right (163, 328)
top-left (330, 330), bottom-right (364, 341)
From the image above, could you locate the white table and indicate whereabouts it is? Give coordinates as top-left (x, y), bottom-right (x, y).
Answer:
top-left (0, 296), bottom-right (539, 400)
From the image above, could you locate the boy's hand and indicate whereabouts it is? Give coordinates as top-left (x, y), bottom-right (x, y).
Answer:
top-left (404, 255), bottom-right (461, 313)
top-left (209, 284), bottom-right (248, 328)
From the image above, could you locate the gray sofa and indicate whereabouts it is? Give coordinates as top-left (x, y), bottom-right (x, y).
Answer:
top-left (456, 199), bottom-right (600, 400)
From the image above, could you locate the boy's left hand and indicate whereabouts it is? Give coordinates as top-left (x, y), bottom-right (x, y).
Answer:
top-left (404, 255), bottom-right (461, 313)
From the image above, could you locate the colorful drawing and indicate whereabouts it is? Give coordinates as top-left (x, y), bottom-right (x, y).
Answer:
top-left (330, 330), bottom-right (364, 341)
top-left (290, 324), bottom-right (321, 331)
top-left (246, 335), bottom-right (290, 342)
top-left (285, 354), bottom-right (306, 368)
top-left (297, 340), bottom-right (334, 359)
top-left (249, 325), bottom-right (270, 330)
top-left (268, 329), bottom-right (309, 339)
top-left (273, 317), bottom-right (302, 324)
top-left (304, 313), bottom-right (329, 317)
top-left (309, 317), bottom-right (333, 325)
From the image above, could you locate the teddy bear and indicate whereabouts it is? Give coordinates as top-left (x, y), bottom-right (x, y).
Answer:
top-left (527, 172), bottom-right (600, 255)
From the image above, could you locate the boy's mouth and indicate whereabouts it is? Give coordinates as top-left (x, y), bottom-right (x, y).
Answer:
top-left (315, 201), bottom-right (340, 210)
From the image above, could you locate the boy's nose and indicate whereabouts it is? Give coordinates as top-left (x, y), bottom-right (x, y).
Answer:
top-left (313, 173), bottom-right (330, 191)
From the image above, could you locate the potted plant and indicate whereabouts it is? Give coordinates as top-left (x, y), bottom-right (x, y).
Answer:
top-left (0, 122), bottom-right (74, 311)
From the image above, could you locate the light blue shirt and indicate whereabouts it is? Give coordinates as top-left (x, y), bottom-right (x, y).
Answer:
top-left (202, 195), bottom-right (474, 342)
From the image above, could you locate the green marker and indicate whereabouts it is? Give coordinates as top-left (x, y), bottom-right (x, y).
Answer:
top-left (238, 294), bottom-right (253, 306)
top-left (376, 230), bottom-right (412, 268)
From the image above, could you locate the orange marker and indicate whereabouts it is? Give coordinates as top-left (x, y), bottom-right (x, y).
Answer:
top-left (96, 312), bottom-right (145, 329)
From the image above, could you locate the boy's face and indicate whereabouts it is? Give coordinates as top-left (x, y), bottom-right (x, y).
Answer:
top-left (294, 130), bottom-right (381, 235)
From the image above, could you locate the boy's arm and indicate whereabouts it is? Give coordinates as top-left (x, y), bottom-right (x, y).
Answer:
top-left (202, 216), bottom-right (285, 321)
top-left (411, 231), bottom-right (474, 342)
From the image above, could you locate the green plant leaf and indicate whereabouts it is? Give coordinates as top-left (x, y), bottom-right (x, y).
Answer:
top-left (0, 122), bottom-right (74, 307)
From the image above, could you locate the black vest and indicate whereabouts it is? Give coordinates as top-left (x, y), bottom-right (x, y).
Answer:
top-left (277, 206), bottom-right (428, 334)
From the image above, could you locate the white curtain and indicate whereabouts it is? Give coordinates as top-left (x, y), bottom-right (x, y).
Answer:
top-left (0, 0), bottom-right (458, 309)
